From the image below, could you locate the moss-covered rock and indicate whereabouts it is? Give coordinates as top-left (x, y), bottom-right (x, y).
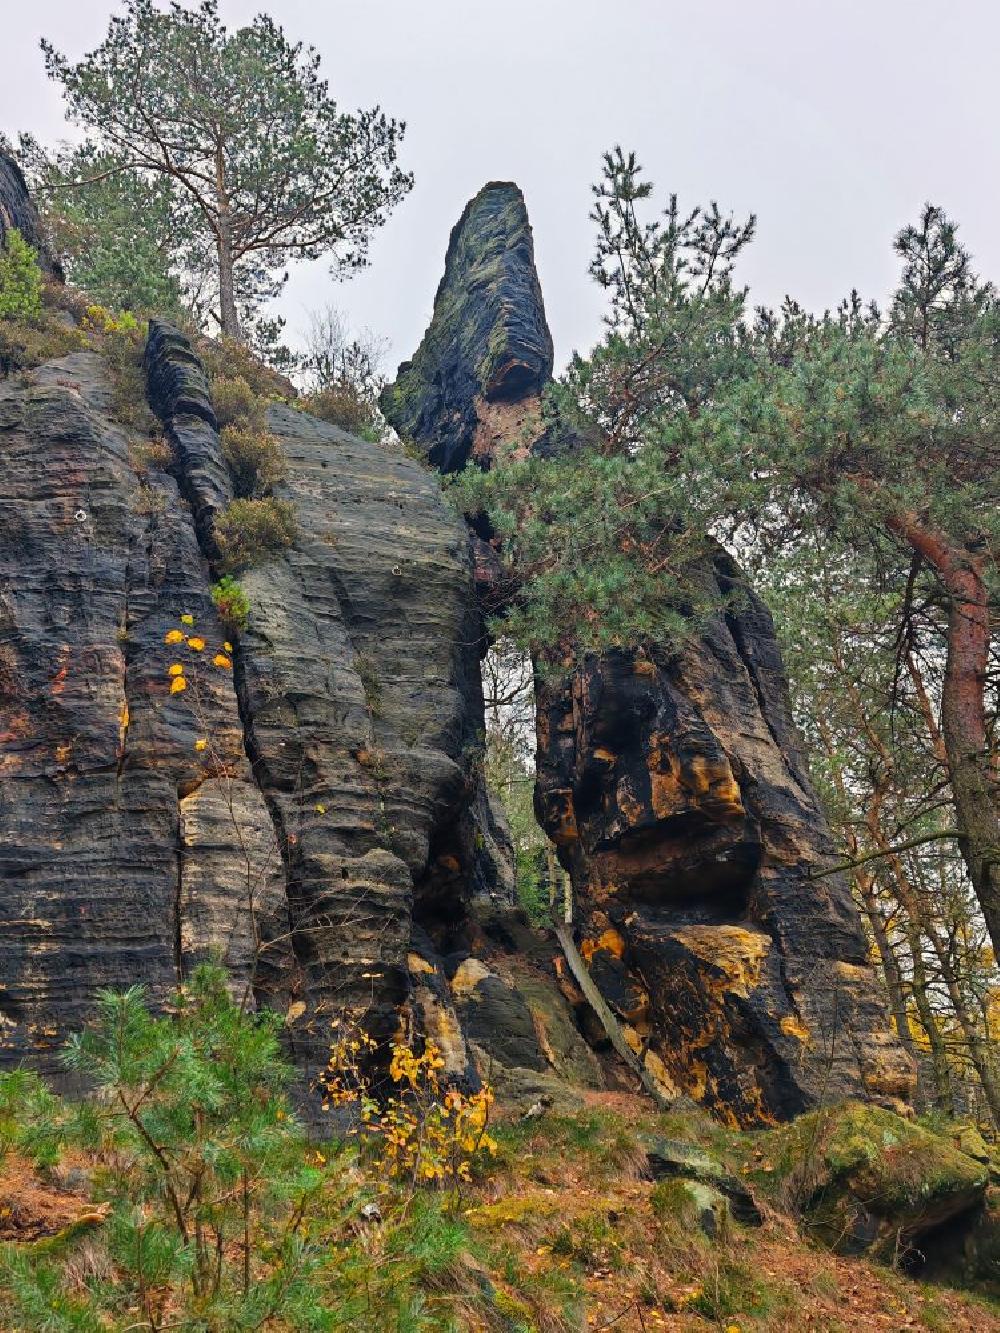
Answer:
top-left (753, 1101), bottom-right (989, 1257)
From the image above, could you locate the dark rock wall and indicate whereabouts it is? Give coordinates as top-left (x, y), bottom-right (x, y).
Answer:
top-left (144, 324), bottom-right (504, 1071)
top-left (0, 350), bottom-right (287, 1074)
top-left (0, 150), bottom-right (62, 278)
top-left (381, 182), bottom-right (553, 474)
top-left (384, 181), bottom-right (916, 1125)
top-left (0, 308), bottom-right (505, 1082)
top-left (534, 557), bottom-right (915, 1123)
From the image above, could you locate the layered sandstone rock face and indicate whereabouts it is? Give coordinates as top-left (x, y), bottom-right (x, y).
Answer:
top-left (381, 182), bottom-right (552, 475)
top-left (0, 149), bottom-right (501, 1082)
top-left (383, 182), bottom-right (915, 1125)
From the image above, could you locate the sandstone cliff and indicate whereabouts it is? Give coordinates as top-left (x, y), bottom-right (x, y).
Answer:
top-left (0, 155), bottom-right (913, 1127)
top-left (0, 152), bottom-right (506, 1085)
top-left (383, 181), bottom-right (915, 1125)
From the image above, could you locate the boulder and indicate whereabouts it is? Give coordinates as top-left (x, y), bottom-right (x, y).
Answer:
top-left (754, 1101), bottom-right (989, 1258)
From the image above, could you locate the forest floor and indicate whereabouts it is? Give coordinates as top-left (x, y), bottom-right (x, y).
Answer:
top-left (466, 1089), bottom-right (1000, 1332)
top-left (1, 1087), bottom-right (999, 1331)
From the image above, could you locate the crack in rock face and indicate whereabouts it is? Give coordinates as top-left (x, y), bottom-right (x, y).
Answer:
top-left (383, 179), bottom-right (916, 1125)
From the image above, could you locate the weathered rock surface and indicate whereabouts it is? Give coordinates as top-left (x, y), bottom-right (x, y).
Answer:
top-left (145, 323), bottom-right (511, 1070)
top-left (0, 350), bottom-right (288, 1073)
top-left (381, 182), bottom-right (552, 474)
top-left (385, 180), bottom-right (915, 1125)
top-left (535, 568), bottom-right (916, 1123)
top-left (0, 150), bottom-right (61, 278)
top-left (0, 289), bottom-right (511, 1080)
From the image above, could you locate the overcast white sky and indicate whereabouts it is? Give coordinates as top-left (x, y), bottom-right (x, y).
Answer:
top-left (2, 1), bottom-right (999, 375)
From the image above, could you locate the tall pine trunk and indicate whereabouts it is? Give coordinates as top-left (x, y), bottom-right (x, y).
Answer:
top-left (889, 512), bottom-right (1000, 956)
top-left (216, 217), bottom-right (240, 340)
top-left (214, 142), bottom-right (241, 340)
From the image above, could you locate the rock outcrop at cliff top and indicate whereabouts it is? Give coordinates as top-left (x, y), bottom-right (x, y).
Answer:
top-left (383, 180), bottom-right (916, 1125)
top-left (381, 182), bottom-right (553, 474)
top-left (0, 150), bottom-right (62, 278)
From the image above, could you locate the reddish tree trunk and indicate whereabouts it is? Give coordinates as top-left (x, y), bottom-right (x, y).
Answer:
top-left (888, 510), bottom-right (999, 954)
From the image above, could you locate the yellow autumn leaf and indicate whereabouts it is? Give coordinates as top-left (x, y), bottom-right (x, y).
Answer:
top-left (187, 637), bottom-right (206, 652)
top-left (180, 613), bottom-right (195, 626)
top-left (164, 629), bottom-right (185, 644)
top-left (194, 739), bottom-right (207, 752)
top-left (213, 653), bottom-right (232, 669)
top-left (168, 663), bottom-right (184, 677)
top-left (315, 803), bottom-right (326, 814)
top-left (223, 641), bottom-right (233, 652)
top-left (170, 676), bottom-right (187, 694)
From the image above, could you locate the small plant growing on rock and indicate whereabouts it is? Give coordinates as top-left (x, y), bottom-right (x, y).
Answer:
top-left (220, 422), bottom-right (286, 498)
top-left (127, 436), bottom-right (173, 476)
top-left (210, 575), bottom-right (251, 632)
top-left (212, 373), bottom-right (260, 428)
top-left (213, 497), bottom-right (296, 572)
top-left (0, 229), bottom-right (43, 319)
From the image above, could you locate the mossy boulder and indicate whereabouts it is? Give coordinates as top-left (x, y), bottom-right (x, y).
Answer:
top-left (753, 1100), bottom-right (989, 1257)
top-left (643, 1134), bottom-right (762, 1226)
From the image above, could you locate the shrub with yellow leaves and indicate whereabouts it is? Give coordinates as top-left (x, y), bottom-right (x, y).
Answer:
top-left (161, 614), bottom-right (234, 739)
top-left (321, 1026), bottom-right (496, 1192)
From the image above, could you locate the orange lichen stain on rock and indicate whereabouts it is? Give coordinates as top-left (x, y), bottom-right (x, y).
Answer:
top-left (411, 985), bottom-right (467, 1076)
top-left (779, 1014), bottom-right (812, 1044)
top-left (471, 392), bottom-right (544, 465)
top-left (615, 776), bottom-right (645, 828)
top-left (450, 957), bottom-right (492, 997)
top-left (645, 734), bottom-right (745, 824)
top-left (622, 1024), bottom-right (679, 1102)
top-left (546, 789), bottom-right (579, 846)
top-left (54, 741), bottom-right (72, 765)
top-left (593, 747), bottom-right (616, 765)
top-left (407, 952), bottom-right (436, 976)
top-left (581, 927), bottom-right (626, 965)
top-left (671, 925), bottom-right (771, 1000)
top-left (633, 656), bottom-right (657, 678)
top-left (50, 657), bottom-right (70, 696)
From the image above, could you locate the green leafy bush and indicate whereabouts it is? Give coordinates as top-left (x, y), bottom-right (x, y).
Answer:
top-left (211, 575), bottom-right (251, 631)
top-left (214, 497), bottom-right (296, 572)
top-left (0, 229), bottom-right (43, 319)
